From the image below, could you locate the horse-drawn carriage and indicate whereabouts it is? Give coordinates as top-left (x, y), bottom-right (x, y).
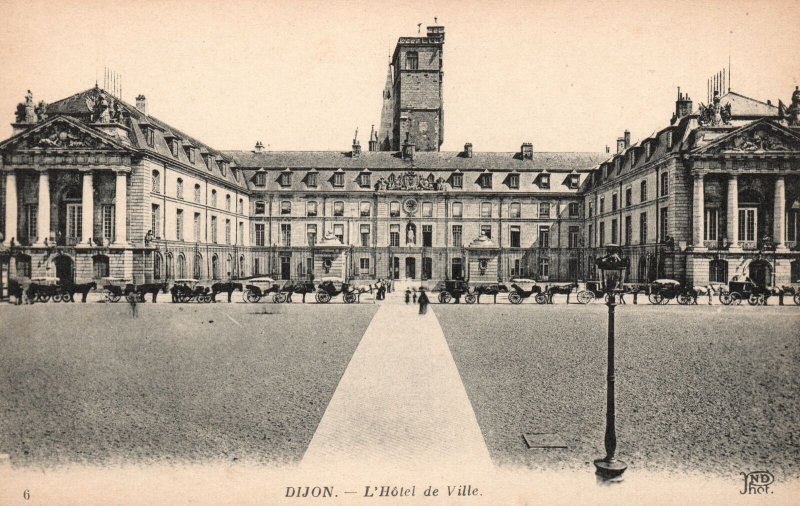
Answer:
top-left (435, 279), bottom-right (469, 303)
top-left (469, 283), bottom-right (509, 304)
top-left (170, 279), bottom-right (212, 303)
top-left (719, 280), bottom-right (773, 305)
top-left (506, 279), bottom-right (548, 304)
top-left (647, 279), bottom-right (694, 305)
top-left (28, 277), bottom-right (69, 303)
top-left (316, 277), bottom-right (359, 304)
top-left (241, 277), bottom-right (281, 303)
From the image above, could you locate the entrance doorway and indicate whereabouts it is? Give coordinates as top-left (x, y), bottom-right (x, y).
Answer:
top-left (422, 257), bottom-right (432, 280)
top-left (451, 258), bottom-right (463, 280)
top-left (748, 259), bottom-right (772, 287)
top-left (405, 257), bottom-right (416, 279)
top-left (391, 257), bottom-right (400, 280)
top-left (54, 255), bottom-right (74, 284)
top-left (280, 256), bottom-right (291, 280)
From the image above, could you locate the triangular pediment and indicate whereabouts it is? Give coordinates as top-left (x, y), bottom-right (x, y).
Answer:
top-left (693, 119), bottom-right (800, 155)
top-left (0, 115), bottom-right (134, 153)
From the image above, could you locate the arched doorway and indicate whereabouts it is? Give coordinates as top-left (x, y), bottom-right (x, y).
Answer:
top-left (194, 253), bottom-right (203, 279)
top-left (54, 255), bottom-right (74, 283)
top-left (405, 257), bottom-right (416, 279)
top-left (177, 254), bottom-right (187, 279)
top-left (211, 255), bottom-right (219, 280)
top-left (239, 255), bottom-right (245, 278)
top-left (226, 254), bottom-right (233, 279)
top-left (153, 252), bottom-right (162, 280)
top-left (748, 259), bottom-right (772, 287)
top-left (165, 253), bottom-right (174, 280)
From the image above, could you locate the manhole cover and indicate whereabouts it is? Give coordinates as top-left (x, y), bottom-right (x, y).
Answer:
top-left (523, 433), bottom-right (567, 449)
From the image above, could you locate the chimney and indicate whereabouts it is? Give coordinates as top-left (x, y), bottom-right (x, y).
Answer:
top-left (464, 142), bottom-right (473, 158)
top-left (624, 130), bottom-right (631, 148)
top-left (135, 94), bottom-right (147, 115)
top-left (521, 142), bottom-right (533, 160)
top-left (616, 137), bottom-right (625, 154)
top-left (368, 125), bottom-right (378, 152)
top-left (352, 128), bottom-right (361, 158)
top-left (254, 141), bottom-right (264, 153)
top-left (426, 25), bottom-right (445, 42)
top-left (674, 87), bottom-right (693, 120)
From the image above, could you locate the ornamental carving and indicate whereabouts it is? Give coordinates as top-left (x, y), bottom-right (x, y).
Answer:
top-left (14, 90), bottom-right (48, 124)
top-left (698, 92), bottom-right (732, 126)
top-left (85, 90), bottom-right (124, 124)
top-left (22, 123), bottom-right (102, 149)
top-left (374, 170), bottom-right (449, 191)
top-left (778, 86), bottom-right (800, 126)
top-left (718, 128), bottom-right (793, 153)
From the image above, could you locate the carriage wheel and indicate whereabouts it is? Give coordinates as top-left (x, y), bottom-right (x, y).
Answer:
top-left (748, 294), bottom-right (760, 306)
top-left (661, 296), bottom-right (671, 305)
top-left (273, 293), bottom-right (287, 303)
top-left (106, 290), bottom-right (121, 303)
top-left (794, 293), bottom-right (800, 306)
top-left (52, 293), bottom-right (64, 303)
top-left (62, 293), bottom-right (73, 303)
top-left (730, 292), bottom-right (743, 305)
top-left (177, 293), bottom-right (189, 303)
top-left (718, 291), bottom-right (732, 305)
top-left (316, 291), bottom-right (331, 304)
top-left (125, 293), bottom-right (137, 303)
top-left (676, 293), bottom-right (692, 305)
top-left (576, 290), bottom-right (593, 305)
top-left (438, 292), bottom-right (451, 304)
top-left (534, 293), bottom-right (548, 304)
top-left (38, 294), bottom-right (51, 303)
top-left (465, 293), bottom-right (477, 304)
top-left (344, 293), bottom-right (357, 304)
top-left (244, 290), bottom-right (261, 303)
top-left (508, 292), bottom-right (523, 304)
top-left (648, 293), bottom-right (660, 305)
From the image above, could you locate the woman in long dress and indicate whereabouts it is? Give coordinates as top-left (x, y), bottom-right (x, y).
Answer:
top-left (418, 288), bottom-right (430, 315)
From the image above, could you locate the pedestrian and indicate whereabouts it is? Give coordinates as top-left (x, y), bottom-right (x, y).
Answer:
top-left (412, 288), bottom-right (417, 304)
top-left (404, 287), bottom-right (411, 304)
top-left (129, 294), bottom-right (139, 318)
top-left (632, 288), bottom-right (638, 304)
top-left (418, 287), bottom-right (430, 315)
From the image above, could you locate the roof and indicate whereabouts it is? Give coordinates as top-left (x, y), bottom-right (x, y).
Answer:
top-left (713, 91), bottom-right (779, 116)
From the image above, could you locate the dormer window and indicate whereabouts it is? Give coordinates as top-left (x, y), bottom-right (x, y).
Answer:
top-left (567, 174), bottom-right (580, 189)
top-left (185, 146), bottom-right (196, 164)
top-left (666, 131), bottom-right (674, 148)
top-left (645, 142), bottom-right (652, 159)
top-left (537, 173), bottom-right (550, 189)
top-left (507, 173), bottom-right (519, 189)
top-left (170, 139), bottom-right (180, 158)
top-left (218, 161), bottom-right (227, 177)
top-left (478, 173), bottom-right (492, 189)
top-left (280, 171), bottom-right (292, 187)
top-left (207, 155), bottom-right (215, 171)
top-left (254, 172), bottom-right (266, 186)
top-left (306, 172), bottom-right (318, 188)
top-left (629, 150), bottom-right (636, 166)
top-left (615, 158), bottom-right (621, 173)
top-left (142, 125), bottom-right (155, 147)
top-left (450, 173), bottom-right (463, 188)
top-left (333, 172), bottom-right (344, 187)
top-left (358, 172), bottom-right (371, 188)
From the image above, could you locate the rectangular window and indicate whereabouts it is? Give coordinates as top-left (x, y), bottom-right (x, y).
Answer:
top-left (102, 204), bottom-right (115, 240)
top-left (390, 202), bottom-right (400, 217)
top-left (422, 225), bottom-right (433, 247)
top-left (255, 224), bottom-right (265, 246)
top-left (358, 173), bottom-right (371, 188)
top-left (238, 221), bottom-right (244, 244)
top-left (66, 203), bottom-right (82, 241)
top-left (406, 51), bottom-right (418, 70)
top-left (211, 216), bottom-right (218, 243)
top-left (660, 207), bottom-right (668, 240)
top-left (176, 209), bottom-right (184, 241)
top-left (507, 174), bottom-right (519, 188)
top-left (194, 185), bottom-right (201, 203)
top-left (360, 257), bottom-right (370, 274)
top-left (538, 258), bottom-right (550, 278)
top-left (452, 225), bottom-right (463, 246)
top-left (254, 172), bottom-right (266, 186)
top-left (390, 224), bottom-right (400, 247)
top-left (568, 174), bottom-right (579, 189)
top-left (641, 180), bottom-right (648, 201)
top-left (451, 174), bottom-right (463, 188)
top-left (738, 208), bottom-right (757, 242)
top-left (422, 202), bottom-right (433, 217)
top-left (588, 203), bottom-right (593, 218)
top-left (279, 172), bottom-right (292, 187)
top-left (307, 201), bottom-right (318, 217)
top-left (306, 224), bottom-right (317, 246)
top-left (600, 197), bottom-right (605, 213)
top-left (599, 222), bottom-right (605, 246)
top-left (539, 202), bottom-right (550, 218)
top-left (360, 201), bottom-right (371, 217)
top-left (539, 226), bottom-right (550, 248)
top-left (640, 212), bottom-right (648, 244)
top-left (280, 223), bottom-right (291, 246)
top-left (26, 204), bottom-right (37, 240)
top-left (588, 224), bottom-right (594, 247)
top-left (666, 131), bottom-right (674, 148)
top-left (612, 193), bottom-right (618, 211)
top-left (225, 219), bottom-right (231, 244)
top-left (452, 202), bottom-right (463, 218)
top-left (333, 172), bottom-right (344, 187)
top-left (568, 226), bottom-right (579, 248)
top-left (333, 224), bottom-right (344, 243)
top-left (624, 215), bottom-right (632, 245)
top-left (194, 213), bottom-right (201, 242)
top-left (333, 201), bottom-right (344, 217)
top-left (538, 174), bottom-right (550, 189)
top-left (704, 208), bottom-right (719, 241)
top-left (625, 188), bottom-right (632, 207)
top-left (788, 210), bottom-right (798, 242)
top-left (255, 201), bottom-right (265, 214)
top-left (481, 225), bottom-right (492, 239)
top-left (281, 201), bottom-right (291, 215)
top-left (480, 202), bottom-right (492, 218)
top-left (479, 173), bottom-right (492, 189)
top-left (510, 226), bottom-right (521, 248)
top-left (510, 202), bottom-right (521, 219)
top-left (360, 224), bottom-right (370, 247)
top-left (611, 218), bottom-right (618, 244)
top-left (660, 172), bottom-right (669, 196)
top-left (225, 195), bottom-right (231, 211)
top-left (568, 202), bottom-right (579, 218)
top-left (144, 127), bottom-right (155, 147)
top-left (152, 204), bottom-right (161, 239)
top-left (306, 172), bottom-right (318, 187)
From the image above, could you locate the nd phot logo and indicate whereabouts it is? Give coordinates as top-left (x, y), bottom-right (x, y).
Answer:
top-left (740, 471), bottom-right (774, 495)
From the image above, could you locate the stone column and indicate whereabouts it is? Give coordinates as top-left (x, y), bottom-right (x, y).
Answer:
top-left (80, 171), bottom-right (93, 247)
top-left (33, 170), bottom-right (50, 246)
top-left (727, 175), bottom-right (740, 251)
top-left (692, 173), bottom-right (706, 250)
top-left (3, 172), bottom-right (17, 245)
top-left (112, 170), bottom-right (128, 246)
top-left (774, 176), bottom-right (787, 251)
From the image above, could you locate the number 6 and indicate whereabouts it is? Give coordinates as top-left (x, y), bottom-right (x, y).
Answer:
top-left (24, 489), bottom-right (30, 500)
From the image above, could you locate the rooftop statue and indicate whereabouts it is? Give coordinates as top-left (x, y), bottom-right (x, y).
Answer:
top-left (698, 92), bottom-right (732, 126)
top-left (778, 86), bottom-right (800, 126)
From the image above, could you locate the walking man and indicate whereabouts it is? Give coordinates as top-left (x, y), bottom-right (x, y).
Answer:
top-left (418, 287), bottom-right (430, 315)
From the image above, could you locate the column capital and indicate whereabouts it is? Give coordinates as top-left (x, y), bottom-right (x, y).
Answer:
top-left (112, 167), bottom-right (131, 175)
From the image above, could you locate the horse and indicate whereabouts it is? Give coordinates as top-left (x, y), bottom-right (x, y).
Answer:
top-left (8, 278), bottom-right (25, 305)
top-left (687, 284), bottom-right (724, 305)
top-left (126, 282), bottom-right (168, 303)
top-left (64, 281), bottom-right (98, 303)
top-left (289, 281), bottom-right (316, 303)
top-left (545, 283), bottom-right (576, 304)
top-left (211, 281), bottom-right (243, 302)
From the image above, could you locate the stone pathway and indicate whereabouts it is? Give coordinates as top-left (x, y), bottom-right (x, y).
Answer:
top-left (301, 296), bottom-right (493, 474)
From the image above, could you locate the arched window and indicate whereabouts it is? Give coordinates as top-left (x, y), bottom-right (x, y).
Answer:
top-left (194, 253), bottom-right (202, 279)
top-left (15, 254), bottom-right (32, 278)
top-left (211, 255), bottom-right (219, 280)
top-left (637, 256), bottom-right (647, 282)
top-left (238, 199), bottom-right (244, 214)
top-left (177, 254), bottom-right (187, 279)
top-left (226, 255), bottom-right (233, 278)
top-left (225, 195), bottom-right (231, 211)
top-left (194, 184), bottom-right (201, 203)
top-left (239, 255), bottom-right (245, 278)
top-left (709, 259), bottom-right (728, 284)
top-left (153, 252), bottom-right (162, 280)
top-left (211, 190), bottom-right (217, 207)
top-left (166, 253), bottom-right (174, 280)
top-left (92, 255), bottom-right (110, 278)
top-left (152, 170), bottom-right (161, 193)
top-left (176, 178), bottom-right (184, 200)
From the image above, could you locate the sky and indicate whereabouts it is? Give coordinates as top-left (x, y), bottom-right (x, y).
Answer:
top-left (0, 0), bottom-right (797, 153)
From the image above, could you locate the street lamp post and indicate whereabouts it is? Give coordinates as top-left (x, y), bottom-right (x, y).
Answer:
top-left (594, 244), bottom-right (630, 480)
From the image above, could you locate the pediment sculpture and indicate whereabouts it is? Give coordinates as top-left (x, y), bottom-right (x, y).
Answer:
top-left (20, 123), bottom-right (103, 149)
top-left (718, 127), bottom-right (792, 152)
top-left (374, 171), bottom-right (449, 191)
top-left (698, 92), bottom-right (732, 126)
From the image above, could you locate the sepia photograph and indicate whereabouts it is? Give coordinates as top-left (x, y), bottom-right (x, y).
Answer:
top-left (0, 0), bottom-right (798, 504)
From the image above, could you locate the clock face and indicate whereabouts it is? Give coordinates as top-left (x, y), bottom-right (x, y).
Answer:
top-left (403, 198), bottom-right (419, 215)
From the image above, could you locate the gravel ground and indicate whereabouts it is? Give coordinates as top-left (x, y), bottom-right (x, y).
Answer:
top-left (0, 303), bottom-right (376, 467)
top-left (434, 304), bottom-right (800, 478)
